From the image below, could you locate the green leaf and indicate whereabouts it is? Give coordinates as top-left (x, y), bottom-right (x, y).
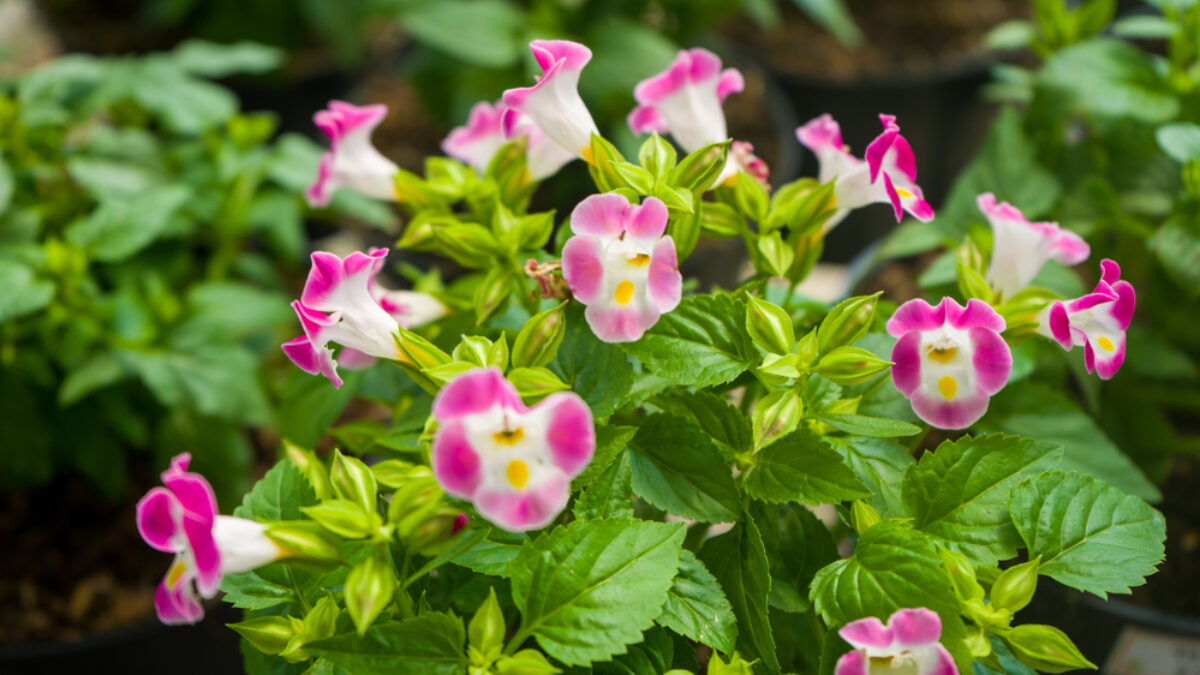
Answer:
top-left (510, 519), bottom-right (686, 666)
top-left (977, 382), bottom-right (1160, 501)
top-left (66, 185), bottom-right (191, 262)
top-left (744, 428), bottom-right (870, 506)
top-left (168, 39), bottom-right (284, 77)
top-left (622, 294), bottom-right (759, 388)
top-left (0, 259), bottom-right (54, 324)
top-left (815, 414), bottom-right (920, 438)
top-left (1009, 471), bottom-right (1166, 598)
top-left (759, 503), bottom-right (839, 616)
top-left (651, 389), bottom-right (752, 458)
top-left (59, 351), bottom-right (126, 405)
top-left (574, 451), bottom-right (634, 520)
top-left (1040, 39), bottom-right (1179, 124)
top-left (400, 0), bottom-right (524, 67)
top-left (810, 521), bottom-right (970, 670)
top-left (902, 434), bottom-right (1062, 564)
top-left (0, 153), bottom-right (12, 217)
top-left (1150, 215), bottom-right (1200, 294)
top-left (572, 425), bottom-right (637, 490)
top-left (116, 343), bottom-right (271, 425)
top-left (829, 437), bottom-right (914, 518)
top-left (657, 550), bottom-right (737, 655)
top-left (1157, 122), bottom-right (1200, 163)
top-left (550, 305), bottom-right (634, 418)
top-left (131, 60), bottom-right (238, 133)
top-left (628, 413), bottom-right (742, 523)
top-left (306, 613), bottom-right (467, 674)
top-left (448, 528), bottom-right (525, 577)
top-left (699, 520), bottom-right (779, 673)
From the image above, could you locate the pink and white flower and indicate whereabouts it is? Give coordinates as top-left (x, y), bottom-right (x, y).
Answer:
top-left (282, 249), bottom-right (433, 388)
top-left (627, 48), bottom-right (758, 184)
top-left (796, 113), bottom-right (934, 231)
top-left (306, 101), bottom-right (399, 208)
top-left (137, 454), bottom-right (286, 625)
top-left (442, 101), bottom-right (574, 181)
top-left (835, 608), bottom-right (958, 675)
top-left (431, 367), bottom-right (594, 532)
top-left (501, 40), bottom-right (599, 160)
top-left (887, 298), bottom-right (1013, 430)
top-left (978, 193), bottom-right (1090, 298)
top-left (560, 193), bottom-right (682, 343)
top-left (1038, 259), bottom-right (1135, 380)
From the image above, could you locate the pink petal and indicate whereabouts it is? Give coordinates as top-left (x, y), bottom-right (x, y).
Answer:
top-left (628, 105), bottom-right (668, 135)
top-left (431, 420), bottom-right (483, 500)
top-left (282, 335), bottom-right (344, 388)
top-left (888, 608), bottom-right (942, 646)
top-left (904, 191), bottom-right (936, 222)
top-left (834, 650), bottom-right (868, 675)
top-left (164, 453), bottom-right (191, 477)
top-left (969, 327), bottom-right (1013, 396)
top-left (687, 48), bottom-right (722, 81)
top-left (530, 39), bottom-right (591, 73)
top-left (474, 471), bottom-right (569, 532)
top-left (585, 303), bottom-right (660, 343)
top-left (1099, 258), bottom-right (1122, 286)
top-left (561, 235), bottom-right (605, 304)
top-left (306, 151), bottom-right (335, 208)
top-left (717, 68), bottom-right (744, 102)
top-left (540, 393), bottom-right (595, 476)
top-left (137, 487), bottom-right (181, 553)
top-left (1046, 302), bottom-right (1073, 350)
top-left (839, 616), bottom-right (893, 649)
top-left (647, 237), bottom-right (682, 314)
top-left (931, 645), bottom-right (960, 675)
top-left (882, 172), bottom-right (904, 222)
top-left (570, 193), bottom-right (631, 237)
top-left (161, 472), bottom-right (217, 527)
top-left (796, 114), bottom-right (844, 153)
top-left (890, 331), bottom-right (923, 396)
top-left (627, 197), bottom-right (668, 240)
top-left (432, 366), bottom-right (525, 420)
top-left (886, 299), bottom-right (945, 336)
top-left (1110, 279), bottom-right (1136, 330)
top-left (155, 577), bottom-right (204, 626)
top-left (633, 51), bottom-right (691, 105)
top-left (337, 347), bottom-right (378, 370)
top-left (1047, 228), bottom-right (1090, 266)
top-left (911, 389), bottom-right (991, 430)
top-left (184, 516), bottom-right (222, 598)
top-left (945, 298), bottom-right (1006, 333)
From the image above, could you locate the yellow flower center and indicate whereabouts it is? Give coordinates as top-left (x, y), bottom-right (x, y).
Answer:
top-left (926, 346), bottom-right (957, 363)
top-left (506, 460), bottom-right (530, 490)
top-left (938, 375), bottom-right (957, 400)
top-left (626, 253), bottom-right (651, 267)
top-left (493, 428), bottom-right (525, 446)
top-left (167, 560), bottom-right (188, 588)
top-left (614, 280), bottom-right (635, 306)
top-left (1098, 336), bottom-right (1115, 352)
top-left (895, 188), bottom-right (914, 198)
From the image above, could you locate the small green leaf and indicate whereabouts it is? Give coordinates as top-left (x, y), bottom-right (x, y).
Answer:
top-left (628, 413), bottom-right (742, 523)
top-left (550, 305), bottom-right (634, 418)
top-left (573, 451), bottom-right (634, 520)
top-left (306, 612), bottom-right (467, 674)
top-left (815, 413), bottom-right (920, 438)
top-left (657, 550), bottom-right (737, 655)
top-left (744, 428), bottom-right (870, 505)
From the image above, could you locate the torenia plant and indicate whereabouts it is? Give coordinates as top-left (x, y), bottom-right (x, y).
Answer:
top-left (144, 39), bottom-right (1166, 675)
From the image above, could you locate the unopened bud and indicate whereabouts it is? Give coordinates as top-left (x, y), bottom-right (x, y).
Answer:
top-left (668, 140), bottom-right (729, 193)
top-left (746, 294), bottom-right (795, 355)
top-left (265, 521), bottom-right (342, 564)
top-left (345, 547), bottom-right (396, 636)
top-left (756, 231), bottom-right (795, 278)
top-left (469, 588), bottom-right (507, 654)
top-left (433, 223), bottom-right (501, 268)
top-left (937, 547), bottom-right (984, 602)
top-left (512, 302), bottom-right (568, 369)
top-left (816, 293), bottom-right (880, 354)
top-left (850, 500), bottom-right (881, 534)
top-left (285, 442), bottom-right (332, 501)
top-left (753, 388), bottom-right (804, 449)
top-left (814, 346), bottom-right (892, 385)
top-left (302, 595), bottom-right (339, 641)
top-left (990, 557), bottom-right (1040, 613)
top-left (965, 626), bottom-right (992, 658)
top-left (331, 449), bottom-right (378, 513)
top-left (423, 361), bottom-right (478, 388)
top-left (1006, 624), bottom-right (1096, 673)
top-left (795, 330), bottom-right (819, 367)
top-left (708, 652), bottom-right (756, 674)
top-left (228, 616), bottom-right (293, 655)
top-left (506, 367), bottom-right (570, 403)
top-left (495, 649), bottom-right (562, 675)
top-left (395, 324), bottom-right (452, 370)
top-left (757, 352), bottom-right (802, 386)
top-left (300, 498), bottom-right (372, 539)
top-left (453, 335), bottom-right (496, 367)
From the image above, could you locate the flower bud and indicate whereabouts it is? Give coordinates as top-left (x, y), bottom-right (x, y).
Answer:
top-left (757, 352), bottom-right (802, 386)
top-left (300, 499), bottom-right (372, 539)
top-left (639, 133), bottom-right (677, 182)
top-left (285, 442), bottom-right (332, 501)
top-left (506, 367), bottom-right (571, 403)
top-left (228, 616), bottom-right (293, 655)
top-left (302, 595), bottom-right (339, 642)
top-left (964, 598), bottom-right (1012, 632)
top-left (587, 134), bottom-right (627, 192)
top-left (794, 330), bottom-right (819, 367)
top-left (666, 206), bottom-right (701, 260)
top-left (433, 222), bottom-right (501, 268)
top-left (756, 231), bottom-right (795, 278)
top-left (512, 302), bottom-right (568, 369)
top-left (850, 500), bottom-right (881, 534)
top-left (264, 521), bottom-right (342, 564)
top-left (345, 547), bottom-right (396, 636)
top-left (746, 294), bottom-right (795, 355)
top-left (734, 171), bottom-right (769, 223)
top-left (937, 547), bottom-right (984, 603)
top-left (813, 346), bottom-right (892, 385)
top-left (331, 449), bottom-right (378, 513)
top-left (515, 212), bottom-right (555, 251)
top-left (990, 557), bottom-right (1040, 613)
top-left (753, 388), bottom-right (804, 449)
top-left (396, 213), bottom-right (440, 251)
top-left (708, 652), bottom-right (756, 674)
top-left (786, 231), bottom-right (823, 284)
top-left (668, 139), bottom-right (729, 193)
top-left (395, 324), bottom-right (452, 370)
top-left (423, 361), bottom-right (479, 388)
top-left (965, 626), bottom-right (992, 658)
top-left (453, 335), bottom-right (497, 367)
top-left (494, 649), bottom-right (562, 675)
top-left (1006, 624), bottom-right (1096, 673)
top-left (407, 508), bottom-right (467, 557)
top-left (816, 293), bottom-right (880, 354)
top-left (468, 587), bottom-right (506, 654)
top-left (474, 267), bottom-right (514, 325)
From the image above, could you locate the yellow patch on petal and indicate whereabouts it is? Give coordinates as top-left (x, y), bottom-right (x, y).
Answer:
top-left (167, 560), bottom-right (187, 588)
top-left (626, 253), bottom-right (651, 267)
top-left (938, 375), bottom-right (957, 400)
top-left (493, 427), bottom-right (525, 446)
top-left (614, 280), bottom-right (635, 306)
top-left (1098, 336), bottom-right (1115, 352)
top-left (895, 188), bottom-right (914, 198)
top-left (506, 460), bottom-right (530, 490)
top-left (581, 146), bottom-right (595, 165)
top-left (926, 346), bottom-right (957, 363)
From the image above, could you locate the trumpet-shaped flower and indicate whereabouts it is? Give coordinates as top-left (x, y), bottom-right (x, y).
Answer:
top-left (306, 101), bottom-right (399, 208)
top-left (442, 101), bottom-right (574, 181)
top-left (627, 48), bottom-right (756, 184)
top-left (1038, 259), bottom-right (1135, 380)
top-left (137, 454), bottom-right (286, 625)
top-left (501, 40), bottom-right (599, 160)
top-left (887, 298), bottom-right (1012, 429)
top-left (796, 113), bottom-right (934, 231)
top-left (835, 608), bottom-right (958, 675)
top-left (978, 193), bottom-right (1090, 298)
top-left (560, 193), bottom-right (682, 342)
top-left (282, 249), bottom-right (417, 388)
top-left (431, 367), bottom-right (594, 532)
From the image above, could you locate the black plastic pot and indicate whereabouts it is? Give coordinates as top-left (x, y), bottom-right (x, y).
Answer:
top-left (0, 603), bottom-right (243, 675)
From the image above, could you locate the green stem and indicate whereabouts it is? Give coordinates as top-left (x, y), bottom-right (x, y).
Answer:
top-left (502, 626), bottom-right (532, 656)
top-left (286, 567), bottom-right (312, 613)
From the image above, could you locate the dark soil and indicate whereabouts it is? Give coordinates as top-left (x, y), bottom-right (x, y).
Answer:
top-left (726, 0), bottom-right (1028, 83)
top-left (1131, 457), bottom-right (1200, 616)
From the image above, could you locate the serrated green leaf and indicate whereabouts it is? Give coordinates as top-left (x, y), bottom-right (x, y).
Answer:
top-left (305, 613), bottom-right (467, 674)
top-left (622, 294), bottom-right (759, 387)
top-left (759, 503), bottom-right (839, 616)
top-left (815, 413), bottom-right (920, 438)
top-left (574, 451), bottom-right (634, 520)
top-left (829, 437), bottom-right (914, 518)
top-left (572, 425), bottom-right (637, 490)
top-left (550, 305), bottom-right (634, 418)
top-left (744, 428), bottom-right (869, 506)
top-left (652, 389), bottom-right (752, 458)
top-left (510, 518), bottom-right (685, 665)
top-left (699, 520), bottom-right (779, 673)
top-left (1009, 471), bottom-right (1165, 598)
top-left (448, 528), bottom-right (526, 577)
top-left (902, 433), bottom-right (1062, 564)
top-left (657, 550), bottom-right (737, 655)
top-left (628, 413), bottom-right (742, 523)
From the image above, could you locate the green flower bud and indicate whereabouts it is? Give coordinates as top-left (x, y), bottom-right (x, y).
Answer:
top-left (990, 557), bottom-right (1040, 613)
top-left (746, 294), bottom-right (796, 355)
top-left (302, 595), bottom-right (339, 642)
top-left (668, 139), bottom-right (729, 193)
top-left (734, 171), bottom-right (769, 223)
top-left (757, 352), bottom-right (802, 386)
top-left (611, 161), bottom-right (654, 194)
top-left (786, 230), bottom-right (823, 284)
top-left (1006, 624), bottom-right (1096, 673)
top-left (964, 598), bottom-right (1013, 632)
top-left (494, 649), bottom-right (562, 675)
top-left (813, 346), bottom-right (892, 385)
top-left (264, 521), bottom-right (342, 564)
top-left (473, 266), bottom-right (513, 325)
top-left (698, 201), bottom-right (743, 238)
top-left (345, 547), bottom-right (396, 636)
top-left (423, 361), bottom-right (479, 388)
top-left (506, 367), bottom-right (571, 403)
top-left (515, 212), bottom-right (555, 251)
top-left (850, 500), bottom-right (881, 534)
top-left (453, 335), bottom-right (496, 367)
top-left (285, 442), bottom-right (332, 501)
top-left (756, 231), bottom-right (796, 278)
top-left (468, 587), bottom-right (506, 654)
top-left (965, 626), bottom-right (992, 658)
top-left (407, 508), bottom-right (467, 557)
top-left (433, 222), bottom-right (501, 269)
top-left (958, 261), bottom-right (995, 304)
top-left (753, 388), bottom-right (804, 449)
top-left (512, 302), bottom-right (568, 369)
top-left (666, 206), bottom-right (701, 260)
top-left (396, 213), bottom-right (440, 251)
top-left (331, 449), bottom-right (378, 513)
top-left (816, 293), bottom-right (880, 354)
top-left (638, 133), bottom-right (677, 182)
top-left (822, 396), bottom-right (860, 415)
top-left (300, 499), bottom-right (372, 539)
top-left (795, 330), bottom-right (819, 367)
top-left (227, 616), bottom-right (293, 655)
top-left (937, 547), bottom-right (985, 603)
top-left (708, 652), bottom-right (756, 674)
top-left (371, 459), bottom-right (417, 489)
top-left (394, 324), bottom-right (452, 370)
